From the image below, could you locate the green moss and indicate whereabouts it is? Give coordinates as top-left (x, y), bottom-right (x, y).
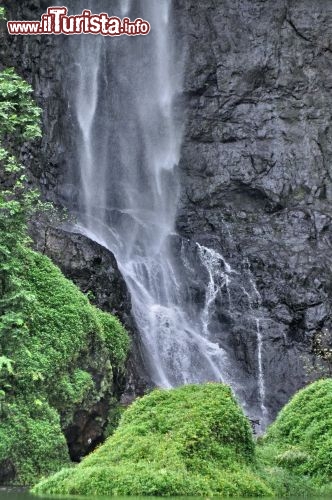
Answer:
top-left (95, 309), bottom-right (129, 367)
top-left (264, 378), bottom-right (332, 481)
top-left (33, 383), bottom-right (272, 497)
top-left (32, 380), bottom-right (332, 496)
top-left (52, 369), bottom-right (94, 409)
top-left (103, 402), bottom-right (125, 439)
top-left (0, 397), bottom-right (69, 485)
top-left (0, 63), bottom-right (128, 486)
top-left (257, 378), bottom-right (332, 495)
top-left (0, 248), bottom-right (129, 485)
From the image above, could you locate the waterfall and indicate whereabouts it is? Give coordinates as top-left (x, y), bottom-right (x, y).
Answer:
top-left (63, 0), bottom-right (270, 427)
top-left (75, 34), bottom-right (102, 221)
top-left (196, 244), bottom-right (233, 338)
top-left (120, 0), bottom-right (131, 16)
top-left (70, 0), bottom-right (234, 388)
top-left (256, 319), bottom-right (268, 424)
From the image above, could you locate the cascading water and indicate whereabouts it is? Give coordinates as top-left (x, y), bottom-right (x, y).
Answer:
top-left (64, 0), bottom-right (270, 427)
top-left (240, 262), bottom-right (269, 427)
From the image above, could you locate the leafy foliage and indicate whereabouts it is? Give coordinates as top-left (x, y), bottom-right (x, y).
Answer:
top-left (0, 397), bottom-right (70, 485)
top-left (263, 378), bottom-right (332, 482)
top-left (32, 380), bottom-right (332, 496)
top-left (33, 383), bottom-right (272, 497)
top-left (256, 378), bottom-right (332, 495)
top-left (0, 355), bottom-right (14, 375)
top-left (0, 67), bottom-right (129, 484)
top-left (0, 68), bottom-right (42, 141)
top-left (0, 248), bottom-right (129, 485)
top-left (0, 68), bottom-right (45, 348)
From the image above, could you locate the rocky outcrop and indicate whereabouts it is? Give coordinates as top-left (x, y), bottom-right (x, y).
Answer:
top-left (31, 224), bottom-right (150, 401)
top-left (175, 0), bottom-right (332, 419)
top-left (32, 226), bottom-right (131, 320)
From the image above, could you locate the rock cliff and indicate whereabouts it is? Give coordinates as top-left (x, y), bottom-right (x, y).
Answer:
top-left (176, 0), bottom-right (332, 418)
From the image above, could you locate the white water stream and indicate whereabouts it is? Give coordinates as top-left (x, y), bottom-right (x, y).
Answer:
top-left (66, 0), bottom-right (269, 426)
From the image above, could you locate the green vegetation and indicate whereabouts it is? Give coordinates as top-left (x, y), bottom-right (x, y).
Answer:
top-left (0, 66), bottom-right (129, 484)
top-left (32, 383), bottom-right (272, 497)
top-left (0, 66), bottom-right (47, 368)
top-left (0, 396), bottom-right (69, 485)
top-left (312, 328), bottom-right (332, 376)
top-left (1, 14), bottom-right (332, 495)
top-left (33, 379), bottom-right (332, 497)
top-left (256, 378), bottom-right (332, 496)
top-left (0, 248), bottom-right (129, 485)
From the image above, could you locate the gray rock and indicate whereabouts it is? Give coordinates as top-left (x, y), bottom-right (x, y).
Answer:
top-left (175, 0), bottom-right (332, 419)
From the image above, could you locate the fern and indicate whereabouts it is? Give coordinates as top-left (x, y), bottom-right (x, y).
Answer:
top-left (0, 355), bottom-right (14, 375)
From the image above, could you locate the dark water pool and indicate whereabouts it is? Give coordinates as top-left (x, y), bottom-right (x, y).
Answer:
top-left (0, 488), bottom-right (327, 500)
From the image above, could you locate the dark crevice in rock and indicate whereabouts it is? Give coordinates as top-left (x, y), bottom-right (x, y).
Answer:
top-left (0, 461), bottom-right (16, 485)
top-left (286, 18), bottom-right (312, 44)
top-left (64, 400), bottom-right (110, 462)
top-left (287, 15), bottom-right (332, 55)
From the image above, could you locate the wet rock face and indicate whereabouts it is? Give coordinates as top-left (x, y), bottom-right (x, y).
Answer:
top-left (175, 0), bottom-right (332, 418)
top-left (0, 0), bottom-right (71, 203)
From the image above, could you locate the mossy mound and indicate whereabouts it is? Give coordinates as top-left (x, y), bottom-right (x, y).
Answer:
top-left (0, 397), bottom-right (69, 485)
top-left (0, 249), bottom-right (129, 485)
top-left (257, 378), bottom-right (332, 495)
top-left (33, 383), bottom-right (272, 497)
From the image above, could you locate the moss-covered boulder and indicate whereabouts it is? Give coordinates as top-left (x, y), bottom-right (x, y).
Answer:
top-left (33, 383), bottom-right (272, 497)
top-left (264, 378), bottom-right (332, 483)
top-left (0, 249), bottom-right (129, 485)
top-left (257, 378), bottom-right (332, 496)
